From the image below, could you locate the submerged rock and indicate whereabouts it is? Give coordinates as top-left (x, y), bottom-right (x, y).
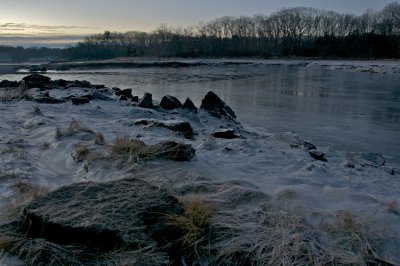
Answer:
top-left (138, 92), bottom-right (154, 109)
top-left (160, 95), bottom-right (183, 110)
top-left (200, 91), bottom-right (236, 119)
top-left (183, 97), bottom-right (197, 113)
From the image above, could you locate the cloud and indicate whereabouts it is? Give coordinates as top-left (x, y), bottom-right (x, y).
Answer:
top-left (0, 22), bottom-right (96, 30)
top-left (0, 34), bottom-right (89, 48)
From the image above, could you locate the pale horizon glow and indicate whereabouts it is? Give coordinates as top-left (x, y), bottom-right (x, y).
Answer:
top-left (0, 0), bottom-right (397, 47)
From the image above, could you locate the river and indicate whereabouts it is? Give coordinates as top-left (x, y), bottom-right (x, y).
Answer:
top-left (1, 60), bottom-right (400, 164)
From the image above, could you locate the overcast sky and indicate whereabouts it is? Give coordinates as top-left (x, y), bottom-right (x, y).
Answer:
top-left (0, 0), bottom-right (396, 47)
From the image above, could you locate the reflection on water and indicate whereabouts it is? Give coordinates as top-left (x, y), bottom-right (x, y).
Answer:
top-left (2, 64), bottom-right (400, 163)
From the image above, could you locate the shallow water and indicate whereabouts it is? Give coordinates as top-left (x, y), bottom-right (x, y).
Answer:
top-left (2, 62), bottom-right (400, 164)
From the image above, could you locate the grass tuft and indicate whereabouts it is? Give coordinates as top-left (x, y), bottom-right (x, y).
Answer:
top-left (325, 211), bottom-right (382, 264)
top-left (95, 132), bottom-right (106, 145)
top-left (55, 119), bottom-right (95, 139)
top-left (165, 196), bottom-right (215, 251)
top-left (110, 135), bottom-right (195, 165)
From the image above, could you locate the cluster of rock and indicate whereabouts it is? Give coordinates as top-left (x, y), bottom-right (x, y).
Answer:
top-left (4, 75), bottom-right (238, 119)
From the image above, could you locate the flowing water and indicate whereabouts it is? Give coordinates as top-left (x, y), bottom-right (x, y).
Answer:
top-left (2, 61), bottom-right (400, 164)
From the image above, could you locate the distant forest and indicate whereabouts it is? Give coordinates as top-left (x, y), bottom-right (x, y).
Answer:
top-left (0, 46), bottom-right (63, 62)
top-left (2, 2), bottom-right (400, 61)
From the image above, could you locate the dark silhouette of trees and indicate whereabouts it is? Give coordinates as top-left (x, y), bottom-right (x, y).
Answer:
top-left (63, 2), bottom-right (399, 59)
top-left (0, 46), bottom-right (63, 62)
top-left (2, 2), bottom-right (399, 61)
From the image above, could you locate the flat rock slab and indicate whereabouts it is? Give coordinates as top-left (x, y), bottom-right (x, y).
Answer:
top-left (23, 178), bottom-right (184, 250)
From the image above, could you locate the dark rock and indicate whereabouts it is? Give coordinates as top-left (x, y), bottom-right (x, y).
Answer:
top-left (55, 65), bottom-right (70, 71)
top-left (115, 88), bottom-right (132, 98)
top-left (134, 119), bottom-right (194, 139)
top-left (200, 91), bottom-right (236, 119)
top-left (162, 121), bottom-right (194, 139)
top-left (154, 141), bottom-right (196, 161)
top-left (22, 178), bottom-right (184, 251)
top-left (303, 142), bottom-right (317, 151)
top-left (91, 90), bottom-right (114, 101)
top-left (53, 79), bottom-right (68, 87)
top-left (112, 87), bottom-right (120, 92)
top-left (120, 95), bottom-right (128, 101)
top-left (212, 129), bottom-right (237, 139)
top-left (0, 80), bottom-right (19, 88)
top-left (360, 153), bottom-right (385, 166)
top-left (131, 95), bottom-right (139, 102)
top-left (160, 95), bottom-right (183, 110)
top-left (71, 97), bottom-right (90, 105)
top-left (138, 92), bottom-right (154, 109)
top-left (73, 80), bottom-right (92, 88)
top-left (183, 97), bottom-right (197, 112)
top-left (34, 97), bottom-right (65, 104)
top-left (94, 84), bottom-right (105, 89)
top-left (22, 74), bottom-right (51, 89)
top-left (29, 65), bottom-right (47, 72)
top-left (309, 149), bottom-right (327, 162)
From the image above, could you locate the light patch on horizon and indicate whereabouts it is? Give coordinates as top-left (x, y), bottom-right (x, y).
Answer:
top-left (0, 22), bottom-right (102, 37)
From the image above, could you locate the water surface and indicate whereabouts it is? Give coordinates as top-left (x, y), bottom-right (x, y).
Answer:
top-left (2, 62), bottom-right (399, 163)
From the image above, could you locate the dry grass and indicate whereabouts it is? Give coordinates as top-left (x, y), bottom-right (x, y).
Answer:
top-left (95, 132), bottom-right (106, 145)
top-left (324, 211), bottom-right (382, 265)
top-left (55, 119), bottom-right (95, 139)
top-left (110, 135), bottom-right (194, 165)
top-left (71, 146), bottom-right (90, 162)
top-left (165, 196), bottom-right (215, 251)
top-left (110, 135), bottom-right (147, 165)
top-left (2, 182), bottom-right (49, 215)
top-left (210, 206), bottom-right (331, 266)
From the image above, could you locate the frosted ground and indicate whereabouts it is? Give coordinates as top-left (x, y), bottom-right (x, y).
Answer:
top-left (0, 60), bottom-right (399, 264)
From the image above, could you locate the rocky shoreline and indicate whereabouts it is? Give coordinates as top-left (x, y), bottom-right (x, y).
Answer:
top-left (0, 74), bottom-right (399, 265)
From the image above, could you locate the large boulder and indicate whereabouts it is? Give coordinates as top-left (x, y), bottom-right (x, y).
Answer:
top-left (200, 91), bottom-right (236, 119)
top-left (22, 74), bottom-right (51, 89)
top-left (160, 95), bottom-right (183, 110)
top-left (183, 97), bottom-right (197, 113)
top-left (138, 92), bottom-right (154, 109)
top-left (22, 178), bottom-right (184, 251)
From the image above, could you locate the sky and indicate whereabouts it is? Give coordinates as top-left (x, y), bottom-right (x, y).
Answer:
top-left (0, 0), bottom-right (396, 47)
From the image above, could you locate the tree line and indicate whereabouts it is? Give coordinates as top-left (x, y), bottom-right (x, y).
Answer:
top-left (64, 2), bottom-right (400, 59)
top-left (2, 2), bottom-right (399, 61)
top-left (0, 46), bottom-right (63, 62)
